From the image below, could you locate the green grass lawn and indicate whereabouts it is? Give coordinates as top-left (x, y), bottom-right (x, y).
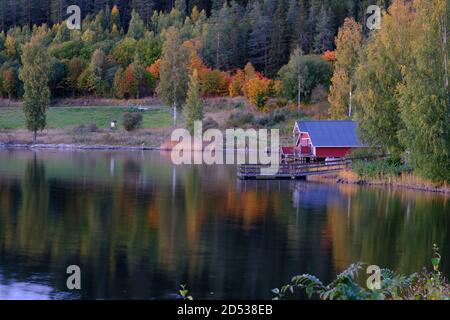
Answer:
top-left (0, 106), bottom-right (173, 129)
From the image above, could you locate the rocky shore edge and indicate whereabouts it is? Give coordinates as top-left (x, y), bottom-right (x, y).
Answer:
top-left (332, 174), bottom-right (449, 194)
top-left (0, 142), bottom-right (161, 151)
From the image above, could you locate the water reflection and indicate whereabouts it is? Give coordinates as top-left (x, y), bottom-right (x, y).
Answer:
top-left (0, 150), bottom-right (448, 299)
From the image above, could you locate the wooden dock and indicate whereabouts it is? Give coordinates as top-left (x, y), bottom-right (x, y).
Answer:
top-left (237, 159), bottom-right (352, 180)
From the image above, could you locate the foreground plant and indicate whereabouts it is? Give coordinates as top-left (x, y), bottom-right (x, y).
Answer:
top-left (179, 284), bottom-right (194, 300)
top-left (273, 245), bottom-right (450, 300)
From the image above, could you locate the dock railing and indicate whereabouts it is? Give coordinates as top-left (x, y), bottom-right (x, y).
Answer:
top-left (237, 155), bottom-right (387, 180)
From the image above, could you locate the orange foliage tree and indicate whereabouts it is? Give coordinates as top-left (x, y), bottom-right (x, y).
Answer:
top-left (322, 50), bottom-right (337, 63)
top-left (229, 69), bottom-right (245, 97)
top-left (147, 59), bottom-right (161, 79)
top-left (124, 64), bottom-right (139, 98)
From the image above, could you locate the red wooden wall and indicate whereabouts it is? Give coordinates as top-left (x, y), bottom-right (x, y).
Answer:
top-left (315, 147), bottom-right (353, 158)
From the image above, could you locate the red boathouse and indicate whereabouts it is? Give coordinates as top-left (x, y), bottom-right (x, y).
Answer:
top-left (292, 120), bottom-right (366, 159)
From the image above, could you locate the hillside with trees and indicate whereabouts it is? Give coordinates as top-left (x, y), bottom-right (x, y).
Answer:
top-left (0, 0), bottom-right (385, 101)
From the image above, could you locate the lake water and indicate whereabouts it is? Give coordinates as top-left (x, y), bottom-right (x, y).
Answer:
top-left (0, 150), bottom-right (448, 300)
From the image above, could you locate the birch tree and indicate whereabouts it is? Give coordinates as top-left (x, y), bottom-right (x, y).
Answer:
top-left (156, 26), bottom-right (189, 126)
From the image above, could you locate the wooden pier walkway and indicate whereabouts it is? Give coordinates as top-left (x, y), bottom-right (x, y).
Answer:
top-left (237, 158), bottom-right (352, 180)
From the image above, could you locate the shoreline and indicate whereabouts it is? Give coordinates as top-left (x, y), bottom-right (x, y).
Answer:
top-left (0, 142), bottom-right (161, 151)
top-left (308, 172), bottom-right (450, 195)
top-left (0, 141), bottom-right (263, 153)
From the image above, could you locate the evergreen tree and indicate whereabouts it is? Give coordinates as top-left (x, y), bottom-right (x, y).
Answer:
top-left (286, 0), bottom-right (299, 47)
top-left (132, 0), bottom-right (154, 27)
top-left (203, 3), bottom-right (233, 69)
top-left (50, 0), bottom-right (67, 24)
top-left (313, 6), bottom-right (334, 53)
top-left (248, 1), bottom-right (271, 74)
top-left (292, 0), bottom-right (310, 52)
top-left (19, 28), bottom-right (51, 142)
top-left (306, 0), bottom-right (321, 52)
top-left (127, 9), bottom-right (146, 40)
top-left (229, 1), bottom-right (247, 69)
top-left (212, 0), bottom-right (226, 11)
top-left (184, 69), bottom-right (204, 133)
top-left (156, 26), bottom-right (189, 126)
top-left (267, 0), bottom-right (289, 77)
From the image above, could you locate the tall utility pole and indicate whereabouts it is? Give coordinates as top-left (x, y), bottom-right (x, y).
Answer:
top-left (297, 49), bottom-right (302, 115)
top-left (348, 80), bottom-right (352, 117)
top-left (297, 74), bottom-right (301, 115)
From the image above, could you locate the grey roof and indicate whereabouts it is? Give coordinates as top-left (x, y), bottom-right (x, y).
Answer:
top-left (296, 120), bottom-right (362, 147)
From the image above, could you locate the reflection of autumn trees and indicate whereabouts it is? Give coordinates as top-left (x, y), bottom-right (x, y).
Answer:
top-left (17, 155), bottom-right (49, 255)
top-left (326, 186), bottom-right (450, 275)
top-left (0, 150), bottom-right (448, 298)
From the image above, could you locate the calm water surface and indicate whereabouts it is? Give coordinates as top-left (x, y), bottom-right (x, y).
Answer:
top-left (0, 150), bottom-right (448, 299)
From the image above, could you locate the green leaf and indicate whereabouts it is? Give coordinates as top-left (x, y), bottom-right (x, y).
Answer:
top-left (306, 286), bottom-right (314, 298)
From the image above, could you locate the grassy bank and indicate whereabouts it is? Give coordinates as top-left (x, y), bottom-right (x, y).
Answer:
top-left (0, 127), bottom-right (173, 148)
top-left (0, 106), bottom-right (172, 129)
top-left (0, 97), bottom-right (329, 150)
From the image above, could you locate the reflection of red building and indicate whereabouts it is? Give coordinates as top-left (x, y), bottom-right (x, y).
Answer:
top-left (291, 120), bottom-right (367, 159)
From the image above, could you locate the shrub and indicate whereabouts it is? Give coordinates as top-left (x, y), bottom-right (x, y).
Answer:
top-left (256, 108), bottom-right (290, 127)
top-left (242, 77), bottom-right (271, 110)
top-left (101, 133), bottom-right (115, 144)
top-left (278, 54), bottom-right (333, 103)
top-left (273, 245), bottom-right (449, 300)
top-left (200, 69), bottom-right (230, 96)
top-left (73, 123), bottom-right (98, 134)
top-left (72, 124), bottom-right (87, 135)
top-left (352, 155), bottom-right (413, 178)
top-left (203, 117), bottom-right (219, 131)
top-left (226, 111), bottom-right (255, 128)
top-left (310, 85), bottom-right (328, 104)
top-left (229, 78), bottom-right (242, 97)
top-left (87, 123), bottom-right (98, 132)
top-left (122, 112), bottom-right (143, 131)
top-left (48, 40), bottom-right (84, 59)
top-left (264, 98), bottom-right (288, 111)
top-left (348, 147), bottom-right (383, 159)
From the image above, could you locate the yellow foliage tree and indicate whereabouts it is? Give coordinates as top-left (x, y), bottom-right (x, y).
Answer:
top-left (242, 77), bottom-right (271, 110)
top-left (328, 17), bottom-right (362, 119)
